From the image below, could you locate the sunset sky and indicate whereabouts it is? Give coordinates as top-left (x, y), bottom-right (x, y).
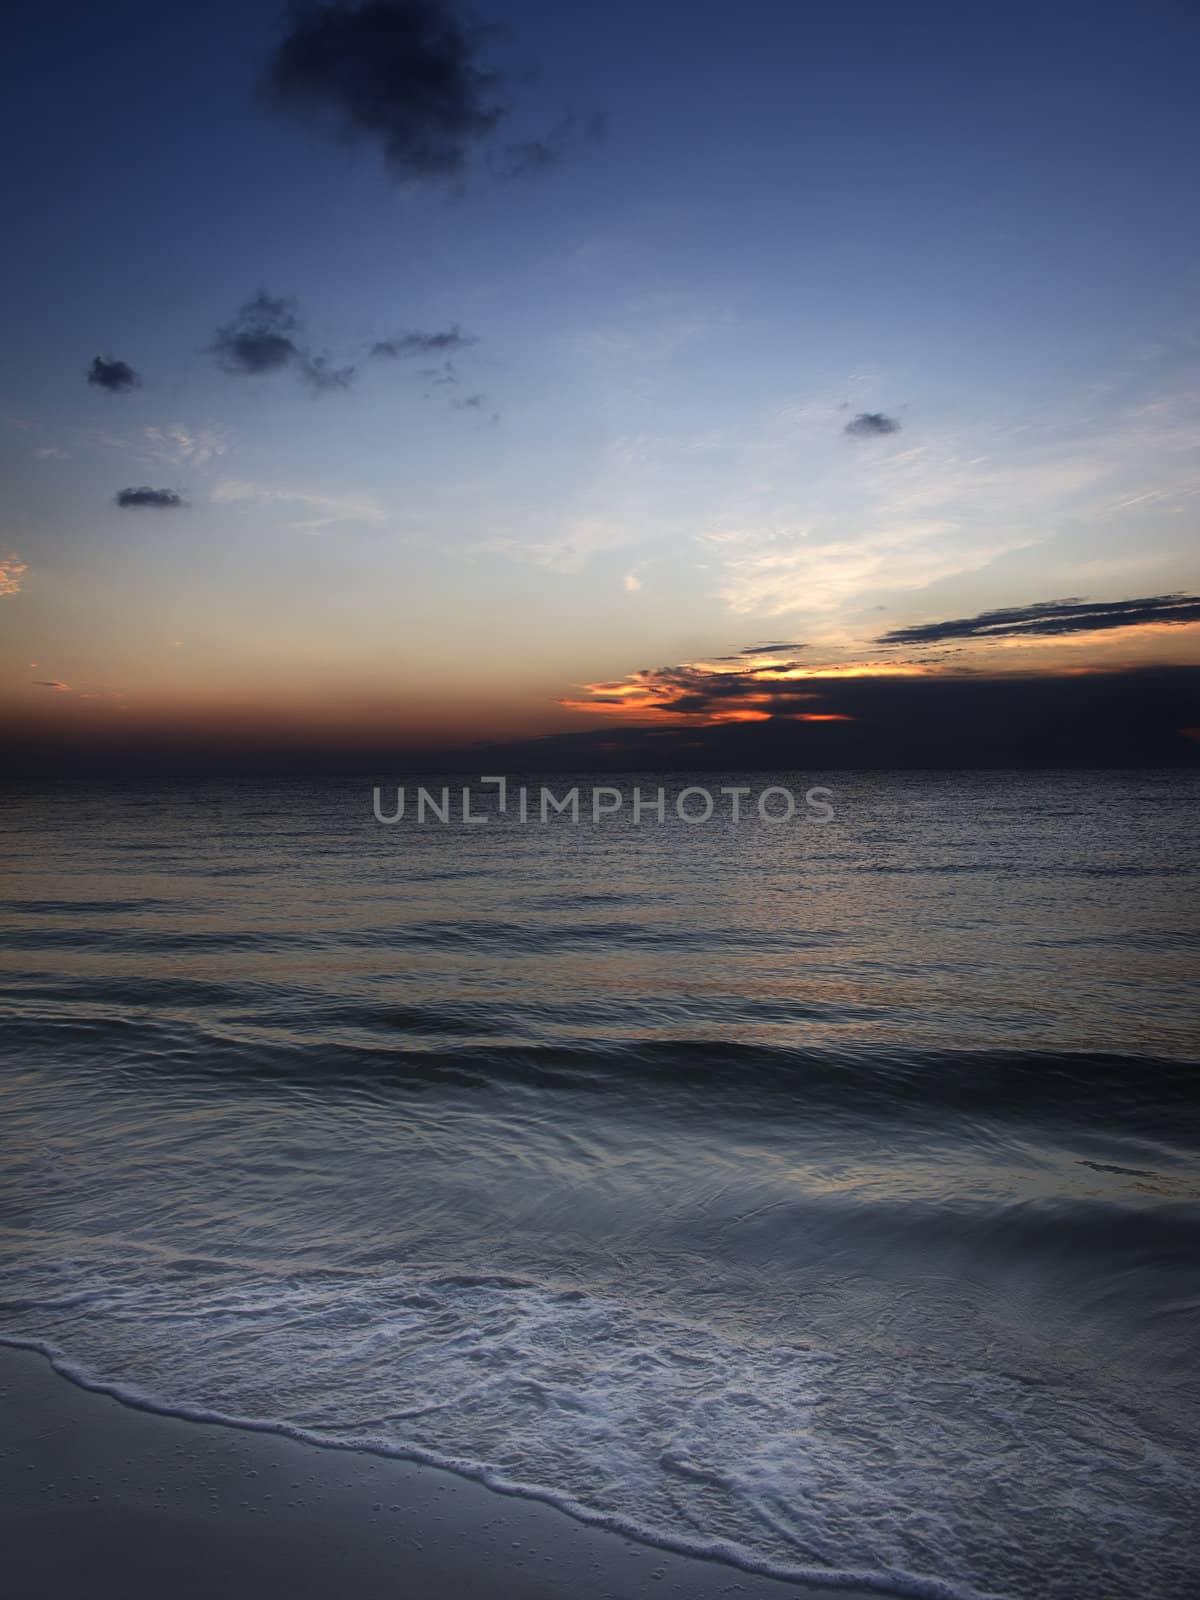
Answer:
top-left (2, 0), bottom-right (1198, 768)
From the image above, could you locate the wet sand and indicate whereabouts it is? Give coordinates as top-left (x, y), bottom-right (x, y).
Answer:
top-left (0, 1345), bottom-right (869, 1600)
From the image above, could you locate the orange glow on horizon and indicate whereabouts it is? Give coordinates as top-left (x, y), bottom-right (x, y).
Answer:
top-left (987, 618), bottom-right (1200, 650)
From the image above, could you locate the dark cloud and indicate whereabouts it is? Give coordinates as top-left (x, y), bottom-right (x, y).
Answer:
top-left (212, 292), bottom-right (355, 391)
top-left (742, 642), bottom-right (806, 655)
top-left (212, 292), bottom-right (303, 375)
top-left (498, 110), bottom-right (608, 178)
top-left (844, 411), bottom-right (901, 438)
top-left (261, 0), bottom-right (506, 181)
top-left (87, 356), bottom-right (141, 393)
top-left (370, 323), bottom-right (491, 411)
top-left (501, 137), bottom-right (562, 177)
top-left (531, 666), bottom-right (1200, 773)
top-left (115, 487), bottom-right (186, 509)
top-left (420, 361), bottom-right (460, 388)
top-left (5, 667), bottom-right (1197, 776)
top-left (301, 354), bottom-right (357, 390)
top-left (412, 359), bottom-right (497, 417)
top-left (562, 660), bottom-right (838, 723)
top-left (371, 326), bottom-right (475, 359)
top-left (877, 594), bottom-right (1200, 646)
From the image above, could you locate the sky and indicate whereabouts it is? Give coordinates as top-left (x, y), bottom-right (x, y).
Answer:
top-left (2, 0), bottom-right (1198, 770)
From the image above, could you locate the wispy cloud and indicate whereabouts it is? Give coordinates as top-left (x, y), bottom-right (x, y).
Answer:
top-left (700, 386), bottom-right (1198, 626)
top-left (497, 112), bottom-right (607, 178)
top-left (709, 519), bottom-right (1026, 618)
top-left (479, 513), bottom-right (646, 574)
top-left (210, 477), bottom-right (386, 532)
top-left (0, 554), bottom-right (28, 597)
top-left (371, 326), bottom-right (475, 359)
top-left (302, 354), bottom-right (357, 392)
top-left (143, 426), bottom-right (229, 468)
top-left (878, 593), bottom-right (1200, 646)
top-left (570, 291), bottom-right (735, 370)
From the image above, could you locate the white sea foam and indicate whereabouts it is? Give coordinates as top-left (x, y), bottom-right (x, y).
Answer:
top-left (2, 1255), bottom-right (1195, 1600)
top-left (2, 774), bottom-right (1198, 1599)
top-left (1, 1328), bottom-right (1003, 1600)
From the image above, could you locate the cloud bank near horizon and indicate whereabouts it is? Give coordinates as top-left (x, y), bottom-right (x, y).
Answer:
top-left (878, 594), bottom-right (1200, 646)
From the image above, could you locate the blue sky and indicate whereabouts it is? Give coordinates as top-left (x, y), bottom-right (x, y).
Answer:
top-left (2, 0), bottom-right (1198, 749)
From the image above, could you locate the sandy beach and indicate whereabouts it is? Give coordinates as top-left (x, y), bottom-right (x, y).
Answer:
top-left (0, 1345), bottom-right (869, 1600)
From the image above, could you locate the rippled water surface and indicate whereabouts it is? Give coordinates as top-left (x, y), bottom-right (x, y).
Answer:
top-left (1, 772), bottom-right (1197, 1599)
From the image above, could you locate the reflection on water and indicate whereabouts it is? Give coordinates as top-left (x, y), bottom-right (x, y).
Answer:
top-left (1, 770), bottom-right (1196, 1056)
top-left (0, 771), bottom-right (1197, 1600)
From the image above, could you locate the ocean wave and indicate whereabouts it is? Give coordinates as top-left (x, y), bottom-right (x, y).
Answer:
top-left (4, 1243), bottom-right (1190, 1600)
top-left (2, 1004), bottom-right (1195, 1138)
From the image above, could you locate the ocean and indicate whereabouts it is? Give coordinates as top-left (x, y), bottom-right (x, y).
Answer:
top-left (1, 770), bottom-right (1197, 1600)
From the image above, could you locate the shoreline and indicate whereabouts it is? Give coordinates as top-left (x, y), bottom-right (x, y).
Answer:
top-left (0, 1343), bottom-right (882, 1600)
